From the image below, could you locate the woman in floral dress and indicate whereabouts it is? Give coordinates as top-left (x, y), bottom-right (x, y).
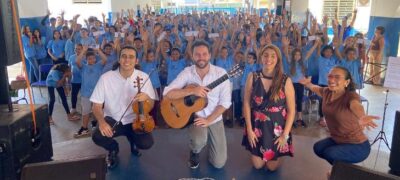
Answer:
top-left (242, 45), bottom-right (296, 171)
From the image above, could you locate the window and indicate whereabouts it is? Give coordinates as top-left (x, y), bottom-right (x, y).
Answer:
top-left (323, 0), bottom-right (355, 24)
top-left (72, 0), bottom-right (102, 3)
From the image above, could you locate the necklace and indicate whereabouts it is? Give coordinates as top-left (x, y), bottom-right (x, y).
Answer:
top-left (261, 71), bottom-right (273, 80)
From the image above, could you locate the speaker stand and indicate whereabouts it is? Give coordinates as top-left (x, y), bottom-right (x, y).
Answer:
top-left (371, 89), bottom-right (391, 151)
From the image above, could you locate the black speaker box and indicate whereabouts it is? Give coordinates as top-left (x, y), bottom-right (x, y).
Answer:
top-left (390, 111), bottom-right (400, 176)
top-left (0, 0), bottom-right (22, 66)
top-left (330, 162), bottom-right (400, 180)
top-left (0, 104), bottom-right (53, 180)
top-left (21, 155), bottom-right (107, 180)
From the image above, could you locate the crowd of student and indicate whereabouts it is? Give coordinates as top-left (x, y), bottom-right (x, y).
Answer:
top-left (21, 5), bottom-right (384, 138)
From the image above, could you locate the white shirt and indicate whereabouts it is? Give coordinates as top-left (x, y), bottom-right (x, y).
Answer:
top-left (90, 69), bottom-right (156, 125)
top-left (163, 64), bottom-right (232, 125)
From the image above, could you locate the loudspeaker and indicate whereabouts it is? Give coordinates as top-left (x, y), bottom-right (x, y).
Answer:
top-left (330, 162), bottom-right (400, 180)
top-left (21, 155), bottom-right (107, 180)
top-left (0, 104), bottom-right (53, 180)
top-left (389, 111), bottom-right (400, 176)
top-left (0, 0), bottom-right (22, 66)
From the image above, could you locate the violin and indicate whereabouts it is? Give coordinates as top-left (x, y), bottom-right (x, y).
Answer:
top-left (132, 76), bottom-right (155, 134)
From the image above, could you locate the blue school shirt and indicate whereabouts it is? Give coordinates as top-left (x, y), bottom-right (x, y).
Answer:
top-left (340, 59), bottom-right (362, 89)
top-left (35, 38), bottom-right (48, 59)
top-left (102, 53), bottom-right (118, 74)
top-left (64, 39), bottom-right (75, 61)
top-left (215, 55), bottom-right (234, 72)
top-left (289, 61), bottom-right (307, 83)
top-left (140, 60), bottom-right (161, 88)
top-left (303, 44), bottom-right (318, 77)
top-left (80, 37), bottom-right (96, 47)
top-left (68, 54), bottom-right (82, 84)
top-left (282, 55), bottom-right (290, 75)
top-left (166, 58), bottom-right (187, 85)
top-left (241, 63), bottom-right (260, 87)
top-left (22, 35), bottom-right (36, 58)
top-left (46, 69), bottom-right (62, 87)
top-left (81, 61), bottom-right (104, 98)
top-left (318, 56), bottom-right (338, 85)
top-left (47, 39), bottom-right (66, 58)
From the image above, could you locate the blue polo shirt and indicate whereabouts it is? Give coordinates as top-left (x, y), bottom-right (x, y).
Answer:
top-left (318, 56), bottom-right (338, 85)
top-left (64, 39), bottom-right (75, 61)
top-left (340, 59), bottom-right (362, 89)
top-left (47, 39), bottom-right (66, 58)
top-left (166, 58), bottom-right (187, 85)
top-left (140, 60), bottom-right (161, 88)
top-left (81, 61), bottom-right (104, 98)
top-left (215, 55), bottom-right (234, 72)
top-left (68, 54), bottom-right (82, 84)
top-left (22, 35), bottom-right (36, 58)
top-left (46, 69), bottom-right (62, 87)
top-left (241, 63), bottom-right (260, 87)
top-left (102, 52), bottom-right (118, 74)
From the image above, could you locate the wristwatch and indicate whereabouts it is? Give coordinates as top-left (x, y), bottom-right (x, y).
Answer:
top-left (284, 134), bottom-right (289, 141)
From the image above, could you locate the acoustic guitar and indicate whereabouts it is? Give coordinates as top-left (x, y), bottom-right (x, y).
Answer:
top-left (161, 64), bottom-right (243, 129)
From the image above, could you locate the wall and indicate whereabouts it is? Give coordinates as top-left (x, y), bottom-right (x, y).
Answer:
top-left (110, 0), bottom-right (156, 14)
top-left (47, 0), bottom-right (112, 24)
top-left (290, 0), bottom-right (308, 23)
top-left (368, 0), bottom-right (400, 57)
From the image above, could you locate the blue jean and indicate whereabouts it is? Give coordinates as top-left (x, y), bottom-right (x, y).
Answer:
top-left (313, 138), bottom-right (371, 165)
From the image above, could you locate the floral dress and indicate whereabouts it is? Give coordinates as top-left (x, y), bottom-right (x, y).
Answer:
top-left (242, 71), bottom-right (294, 161)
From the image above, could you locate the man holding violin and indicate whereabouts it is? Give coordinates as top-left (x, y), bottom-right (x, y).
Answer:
top-left (91, 46), bottom-right (156, 169)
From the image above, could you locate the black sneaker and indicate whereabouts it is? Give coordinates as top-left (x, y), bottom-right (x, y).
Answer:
top-left (131, 145), bottom-right (142, 157)
top-left (299, 120), bottom-right (307, 128)
top-left (188, 151), bottom-right (200, 169)
top-left (106, 150), bottom-right (119, 169)
top-left (73, 127), bottom-right (90, 138)
top-left (224, 119), bottom-right (234, 128)
top-left (91, 120), bottom-right (97, 130)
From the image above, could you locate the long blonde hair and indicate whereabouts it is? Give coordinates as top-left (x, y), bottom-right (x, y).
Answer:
top-left (259, 44), bottom-right (285, 102)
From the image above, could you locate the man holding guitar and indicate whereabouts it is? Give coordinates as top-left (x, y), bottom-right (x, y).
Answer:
top-left (163, 40), bottom-right (232, 169)
top-left (90, 46), bottom-right (157, 169)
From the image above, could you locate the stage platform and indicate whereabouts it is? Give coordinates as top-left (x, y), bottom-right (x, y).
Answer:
top-left (52, 128), bottom-right (389, 180)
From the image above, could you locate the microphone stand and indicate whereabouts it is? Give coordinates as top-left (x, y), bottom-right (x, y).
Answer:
top-left (371, 89), bottom-right (391, 150)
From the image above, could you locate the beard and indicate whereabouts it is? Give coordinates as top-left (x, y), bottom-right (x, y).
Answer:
top-left (194, 59), bottom-right (209, 69)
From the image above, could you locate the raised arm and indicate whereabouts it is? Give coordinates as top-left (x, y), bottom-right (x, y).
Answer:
top-left (76, 46), bottom-right (87, 68)
top-left (298, 77), bottom-right (324, 97)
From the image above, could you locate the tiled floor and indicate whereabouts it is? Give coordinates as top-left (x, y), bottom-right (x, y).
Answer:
top-left (6, 63), bottom-right (400, 179)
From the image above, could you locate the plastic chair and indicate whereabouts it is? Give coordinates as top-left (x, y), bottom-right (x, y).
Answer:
top-left (302, 89), bottom-right (321, 124)
top-left (31, 64), bottom-right (53, 102)
top-left (10, 80), bottom-right (28, 104)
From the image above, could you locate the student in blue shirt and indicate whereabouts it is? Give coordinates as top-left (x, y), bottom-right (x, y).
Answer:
top-left (47, 30), bottom-right (67, 64)
top-left (241, 52), bottom-right (259, 99)
top-left (215, 47), bottom-right (234, 72)
top-left (68, 44), bottom-right (83, 115)
top-left (229, 51), bottom-right (245, 127)
top-left (32, 29), bottom-right (49, 65)
top-left (166, 48), bottom-right (187, 85)
top-left (335, 47), bottom-right (363, 89)
top-left (64, 29), bottom-right (76, 62)
top-left (22, 26), bottom-right (39, 83)
top-left (46, 64), bottom-right (80, 124)
top-left (79, 28), bottom-right (96, 47)
top-left (141, 49), bottom-right (161, 98)
top-left (101, 43), bottom-right (118, 74)
top-left (74, 46), bottom-right (107, 137)
top-left (315, 44), bottom-right (339, 127)
top-left (282, 37), bottom-right (320, 127)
